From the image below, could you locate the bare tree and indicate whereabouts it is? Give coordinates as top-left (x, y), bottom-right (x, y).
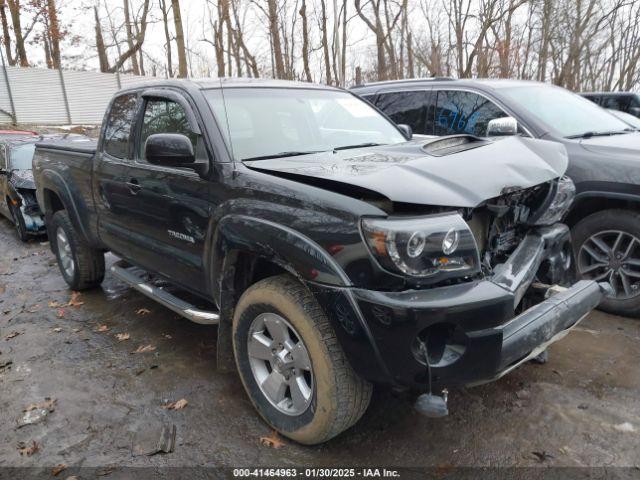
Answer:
top-left (171, 0), bottom-right (188, 77)
top-left (7, 0), bottom-right (28, 66)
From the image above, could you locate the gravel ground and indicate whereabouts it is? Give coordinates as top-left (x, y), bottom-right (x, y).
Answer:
top-left (0, 216), bottom-right (639, 478)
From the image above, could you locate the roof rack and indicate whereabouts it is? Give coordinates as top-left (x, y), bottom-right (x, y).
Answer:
top-left (351, 77), bottom-right (456, 88)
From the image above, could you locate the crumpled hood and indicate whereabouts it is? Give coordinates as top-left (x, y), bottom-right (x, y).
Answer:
top-left (244, 136), bottom-right (568, 208)
top-left (579, 131), bottom-right (640, 158)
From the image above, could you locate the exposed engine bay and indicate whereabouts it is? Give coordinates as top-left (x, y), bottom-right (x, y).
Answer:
top-left (465, 181), bottom-right (552, 271)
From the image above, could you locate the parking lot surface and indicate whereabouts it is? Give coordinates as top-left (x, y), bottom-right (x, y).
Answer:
top-left (1, 217), bottom-right (639, 475)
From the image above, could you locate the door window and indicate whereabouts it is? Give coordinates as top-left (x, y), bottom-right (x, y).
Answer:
top-left (103, 93), bottom-right (138, 159)
top-left (375, 90), bottom-right (432, 134)
top-left (139, 98), bottom-right (198, 160)
top-left (435, 90), bottom-right (511, 137)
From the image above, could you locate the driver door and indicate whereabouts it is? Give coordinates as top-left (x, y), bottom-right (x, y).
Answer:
top-left (118, 91), bottom-right (212, 294)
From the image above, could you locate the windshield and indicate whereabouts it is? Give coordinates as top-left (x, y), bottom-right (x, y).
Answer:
top-left (500, 85), bottom-right (632, 138)
top-left (10, 143), bottom-right (36, 170)
top-left (205, 88), bottom-right (406, 161)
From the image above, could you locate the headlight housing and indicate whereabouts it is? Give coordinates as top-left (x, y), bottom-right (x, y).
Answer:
top-left (529, 176), bottom-right (575, 226)
top-left (361, 212), bottom-right (481, 281)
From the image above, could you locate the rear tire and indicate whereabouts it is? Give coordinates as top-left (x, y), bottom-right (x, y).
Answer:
top-left (232, 274), bottom-right (372, 444)
top-left (9, 202), bottom-right (29, 242)
top-left (573, 209), bottom-right (640, 317)
top-left (50, 210), bottom-right (105, 290)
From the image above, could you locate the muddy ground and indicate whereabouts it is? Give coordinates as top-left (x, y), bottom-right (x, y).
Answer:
top-left (1, 216), bottom-right (639, 477)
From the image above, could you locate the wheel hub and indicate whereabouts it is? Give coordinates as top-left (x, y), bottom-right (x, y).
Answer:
top-left (247, 313), bottom-right (313, 416)
top-left (56, 227), bottom-right (75, 279)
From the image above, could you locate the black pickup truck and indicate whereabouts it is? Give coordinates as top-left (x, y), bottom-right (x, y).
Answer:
top-left (33, 78), bottom-right (605, 444)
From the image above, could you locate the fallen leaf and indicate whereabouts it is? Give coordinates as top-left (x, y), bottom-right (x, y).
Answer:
top-left (17, 440), bottom-right (39, 456)
top-left (5, 331), bottom-right (21, 341)
top-left (0, 284), bottom-right (5, 294)
top-left (48, 301), bottom-right (61, 308)
top-left (132, 344), bottom-right (156, 354)
top-left (96, 325), bottom-right (110, 333)
top-left (136, 308), bottom-right (151, 316)
top-left (72, 328), bottom-right (81, 333)
top-left (532, 451), bottom-right (554, 462)
top-left (57, 309), bottom-right (65, 319)
top-left (24, 397), bottom-right (57, 412)
top-left (26, 304), bottom-right (41, 313)
top-left (164, 398), bottom-right (188, 410)
top-left (67, 291), bottom-right (84, 307)
top-left (52, 464), bottom-right (67, 476)
top-left (52, 328), bottom-right (63, 333)
top-left (260, 430), bottom-right (286, 449)
top-left (115, 333), bottom-right (130, 342)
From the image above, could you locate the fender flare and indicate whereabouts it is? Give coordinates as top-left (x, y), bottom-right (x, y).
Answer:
top-left (208, 214), bottom-right (352, 373)
top-left (37, 169), bottom-right (91, 242)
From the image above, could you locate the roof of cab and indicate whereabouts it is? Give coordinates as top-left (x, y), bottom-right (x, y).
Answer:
top-left (118, 77), bottom-right (343, 92)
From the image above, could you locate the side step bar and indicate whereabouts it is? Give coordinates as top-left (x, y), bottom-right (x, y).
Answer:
top-left (110, 261), bottom-right (220, 325)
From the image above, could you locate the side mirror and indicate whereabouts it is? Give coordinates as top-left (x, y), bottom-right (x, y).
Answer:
top-left (487, 116), bottom-right (518, 137)
top-left (397, 124), bottom-right (413, 139)
top-left (629, 106), bottom-right (640, 118)
top-left (145, 133), bottom-right (195, 167)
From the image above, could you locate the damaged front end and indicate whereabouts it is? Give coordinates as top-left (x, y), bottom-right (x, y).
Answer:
top-left (9, 172), bottom-right (45, 235)
top-left (313, 172), bottom-right (606, 400)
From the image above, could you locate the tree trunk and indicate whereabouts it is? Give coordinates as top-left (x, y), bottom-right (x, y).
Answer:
top-left (267, 0), bottom-right (285, 78)
top-left (171, 0), bottom-right (188, 77)
top-left (94, 6), bottom-right (109, 72)
top-left (7, 0), bottom-right (28, 66)
top-left (46, 0), bottom-right (61, 69)
top-left (123, 0), bottom-right (140, 74)
top-left (299, 0), bottom-right (312, 82)
top-left (159, 0), bottom-right (173, 77)
top-left (320, 0), bottom-right (332, 85)
top-left (0, 0), bottom-right (14, 65)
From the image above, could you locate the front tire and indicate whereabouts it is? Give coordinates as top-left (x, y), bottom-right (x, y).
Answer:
top-left (232, 274), bottom-right (372, 444)
top-left (9, 202), bottom-right (29, 242)
top-left (573, 209), bottom-right (640, 317)
top-left (50, 210), bottom-right (105, 290)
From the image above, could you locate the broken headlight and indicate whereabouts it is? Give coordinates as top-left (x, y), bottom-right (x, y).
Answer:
top-left (361, 213), bottom-right (481, 281)
top-left (530, 176), bottom-right (575, 226)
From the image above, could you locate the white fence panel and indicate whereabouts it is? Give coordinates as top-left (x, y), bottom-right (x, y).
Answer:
top-left (0, 66), bottom-right (160, 125)
top-left (63, 70), bottom-right (119, 124)
top-left (7, 66), bottom-right (69, 124)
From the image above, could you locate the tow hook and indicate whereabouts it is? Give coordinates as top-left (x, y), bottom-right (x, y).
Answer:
top-left (414, 339), bottom-right (449, 418)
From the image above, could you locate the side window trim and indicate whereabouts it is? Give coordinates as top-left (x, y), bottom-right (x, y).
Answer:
top-left (133, 93), bottom-right (208, 175)
top-left (433, 87), bottom-right (534, 138)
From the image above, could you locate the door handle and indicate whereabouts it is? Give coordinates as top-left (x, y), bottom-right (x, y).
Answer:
top-left (126, 178), bottom-right (142, 194)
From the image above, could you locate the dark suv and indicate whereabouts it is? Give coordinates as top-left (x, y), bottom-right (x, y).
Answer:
top-left (581, 92), bottom-right (640, 118)
top-left (354, 78), bottom-right (640, 317)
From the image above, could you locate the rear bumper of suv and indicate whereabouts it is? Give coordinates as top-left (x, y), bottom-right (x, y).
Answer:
top-left (308, 223), bottom-right (607, 389)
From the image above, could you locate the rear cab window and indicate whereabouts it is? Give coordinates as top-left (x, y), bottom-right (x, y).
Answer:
top-left (103, 93), bottom-right (138, 159)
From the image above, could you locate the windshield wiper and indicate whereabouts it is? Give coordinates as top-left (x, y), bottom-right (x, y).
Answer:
top-left (566, 129), bottom-right (634, 139)
top-left (242, 151), bottom-right (321, 161)
top-left (332, 142), bottom-right (386, 151)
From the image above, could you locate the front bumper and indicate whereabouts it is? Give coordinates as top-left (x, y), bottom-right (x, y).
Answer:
top-left (309, 223), bottom-right (606, 389)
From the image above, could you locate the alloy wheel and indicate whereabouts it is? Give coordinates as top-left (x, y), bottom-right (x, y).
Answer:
top-left (578, 229), bottom-right (640, 299)
top-left (247, 313), bottom-right (314, 416)
top-left (56, 227), bottom-right (75, 279)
